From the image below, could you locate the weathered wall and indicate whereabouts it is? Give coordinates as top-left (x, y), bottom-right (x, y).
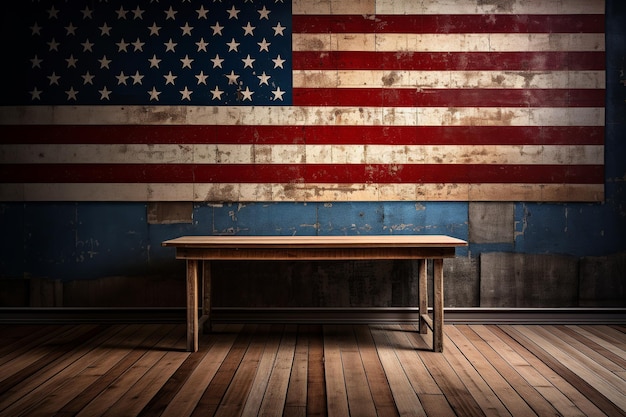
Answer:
top-left (1, 1), bottom-right (625, 309)
top-left (0, 200), bottom-right (624, 308)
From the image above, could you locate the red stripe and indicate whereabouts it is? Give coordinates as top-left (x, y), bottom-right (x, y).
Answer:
top-left (0, 126), bottom-right (604, 145)
top-left (301, 126), bottom-right (604, 146)
top-left (292, 14), bottom-right (604, 34)
top-left (293, 51), bottom-right (606, 71)
top-left (0, 164), bottom-right (604, 184)
top-left (293, 88), bottom-right (605, 107)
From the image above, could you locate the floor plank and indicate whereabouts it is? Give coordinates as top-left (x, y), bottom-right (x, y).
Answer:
top-left (443, 325), bottom-right (512, 417)
top-left (0, 323), bottom-right (624, 417)
top-left (160, 324), bottom-right (241, 417)
top-left (258, 325), bottom-right (298, 417)
top-left (489, 325), bottom-right (609, 417)
top-left (370, 325), bottom-right (428, 417)
top-left (501, 324), bottom-right (625, 417)
top-left (305, 325), bottom-right (327, 417)
top-left (323, 325), bottom-right (351, 417)
top-left (354, 325), bottom-right (400, 417)
top-left (283, 325), bottom-right (309, 416)
top-left (458, 325), bottom-right (560, 416)
top-left (238, 324), bottom-right (284, 417)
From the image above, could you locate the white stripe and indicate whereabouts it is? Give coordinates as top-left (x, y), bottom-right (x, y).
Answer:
top-left (0, 183), bottom-right (604, 202)
top-left (1, 144), bottom-right (604, 165)
top-left (0, 106), bottom-right (605, 126)
top-left (293, 33), bottom-right (605, 52)
top-left (294, 70), bottom-right (605, 89)
top-left (292, 0), bottom-right (605, 15)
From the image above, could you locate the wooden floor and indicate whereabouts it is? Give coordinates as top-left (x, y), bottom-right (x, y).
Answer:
top-left (0, 322), bottom-right (624, 417)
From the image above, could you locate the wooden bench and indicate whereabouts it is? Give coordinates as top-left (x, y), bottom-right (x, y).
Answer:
top-left (162, 235), bottom-right (467, 352)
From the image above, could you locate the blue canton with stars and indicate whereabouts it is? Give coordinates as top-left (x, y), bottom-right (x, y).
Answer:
top-left (2, 1), bottom-right (292, 106)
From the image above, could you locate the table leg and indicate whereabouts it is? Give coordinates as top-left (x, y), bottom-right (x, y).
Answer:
top-left (417, 259), bottom-right (428, 335)
top-left (433, 258), bottom-right (444, 352)
top-left (186, 259), bottom-right (199, 352)
top-left (202, 261), bottom-right (212, 333)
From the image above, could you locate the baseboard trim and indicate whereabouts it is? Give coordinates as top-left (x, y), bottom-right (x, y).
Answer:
top-left (1, 307), bottom-right (625, 325)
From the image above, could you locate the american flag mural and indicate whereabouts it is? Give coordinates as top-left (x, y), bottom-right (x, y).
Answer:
top-left (0, 0), bottom-right (605, 202)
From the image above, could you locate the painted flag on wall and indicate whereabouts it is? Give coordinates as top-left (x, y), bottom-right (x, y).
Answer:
top-left (0, 0), bottom-right (605, 202)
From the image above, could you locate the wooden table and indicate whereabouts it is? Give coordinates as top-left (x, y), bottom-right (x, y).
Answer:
top-left (162, 235), bottom-right (467, 352)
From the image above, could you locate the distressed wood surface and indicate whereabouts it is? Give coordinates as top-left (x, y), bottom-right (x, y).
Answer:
top-left (0, 323), bottom-right (623, 417)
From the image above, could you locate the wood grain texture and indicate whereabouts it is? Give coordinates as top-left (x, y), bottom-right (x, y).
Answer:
top-left (0, 323), bottom-right (624, 417)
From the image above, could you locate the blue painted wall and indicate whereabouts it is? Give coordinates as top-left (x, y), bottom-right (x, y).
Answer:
top-left (1, 1), bottom-right (625, 306)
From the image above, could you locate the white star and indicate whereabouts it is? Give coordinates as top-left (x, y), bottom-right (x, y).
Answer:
top-left (240, 86), bottom-right (254, 101)
top-left (116, 71), bottom-right (129, 85)
top-left (196, 38), bottom-right (209, 52)
top-left (29, 87), bottom-right (42, 101)
top-left (195, 71), bottom-right (208, 85)
top-left (164, 38), bottom-right (177, 52)
top-left (211, 54), bottom-right (224, 68)
top-left (148, 22), bottom-right (161, 36)
top-left (81, 7), bottom-right (93, 19)
top-left (258, 6), bottom-right (271, 20)
top-left (180, 55), bottom-right (194, 69)
top-left (164, 6), bottom-right (177, 20)
top-left (47, 72), bottom-right (61, 85)
top-left (197, 5), bottom-right (209, 19)
top-left (116, 6), bottom-right (128, 19)
top-left (180, 86), bottom-right (193, 101)
top-left (132, 38), bottom-right (145, 52)
top-left (47, 38), bottom-right (60, 52)
top-left (226, 38), bottom-right (240, 52)
top-left (241, 54), bottom-right (255, 69)
top-left (211, 22), bottom-right (224, 36)
top-left (227, 6), bottom-right (240, 19)
top-left (98, 55), bottom-right (112, 69)
top-left (81, 71), bottom-right (95, 85)
top-left (148, 87), bottom-right (161, 101)
top-left (164, 71), bottom-right (177, 85)
top-left (257, 38), bottom-right (271, 52)
top-left (65, 87), bottom-right (79, 101)
top-left (99, 23), bottom-right (112, 36)
top-left (65, 22), bottom-right (78, 36)
top-left (181, 22), bottom-right (193, 36)
top-left (47, 6), bottom-right (59, 19)
top-left (242, 22), bottom-right (255, 36)
top-left (30, 23), bottom-right (42, 36)
top-left (257, 71), bottom-right (271, 86)
top-left (272, 86), bottom-right (286, 101)
top-left (81, 39), bottom-right (94, 52)
top-left (225, 70), bottom-right (240, 85)
top-left (132, 6), bottom-right (145, 20)
top-left (30, 55), bottom-right (43, 69)
top-left (148, 54), bottom-right (161, 68)
top-left (116, 38), bottom-right (130, 52)
top-left (99, 86), bottom-right (112, 100)
top-left (272, 55), bottom-right (286, 69)
top-left (131, 70), bottom-right (144, 85)
top-left (210, 86), bottom-right (224, 100)
top-left (65, 54), bottom-right (78, 68)
top-left (273, 22), bottom-right (286, 36)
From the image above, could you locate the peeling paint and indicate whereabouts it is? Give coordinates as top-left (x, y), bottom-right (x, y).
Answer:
top-left (476, 0), bottom-right (515, 13)
top-left (514, 204), bottom-right (529, 239)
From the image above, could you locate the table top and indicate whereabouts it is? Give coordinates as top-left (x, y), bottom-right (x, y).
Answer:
top-left (162, 235), bottom-right (468, 249)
